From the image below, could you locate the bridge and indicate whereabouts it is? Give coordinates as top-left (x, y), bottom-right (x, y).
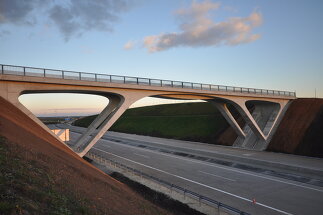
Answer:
top-left (0, 64), bottom-right (296, 157)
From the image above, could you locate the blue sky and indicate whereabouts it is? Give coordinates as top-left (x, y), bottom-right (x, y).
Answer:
top-left (1, 0), bottom-right (322, 115)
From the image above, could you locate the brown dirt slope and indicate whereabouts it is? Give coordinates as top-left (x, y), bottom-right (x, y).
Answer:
top-left (0, 96), bottom-right (172, 215)
top-left (267, 98), bottom-right (323, 158)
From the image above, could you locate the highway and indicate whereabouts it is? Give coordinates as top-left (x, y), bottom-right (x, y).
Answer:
top-left (58, 124), bottom-right (323, 215)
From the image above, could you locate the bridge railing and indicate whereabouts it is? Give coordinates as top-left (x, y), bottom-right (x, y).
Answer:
top-left (87, 150), bottom-right (251, 215)
top-left (0, 64), bottom-right (296, 98)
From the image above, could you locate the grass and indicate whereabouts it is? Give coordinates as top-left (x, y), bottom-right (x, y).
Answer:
top-left (111, 115), bottom-right (227, 143)
top-left (73, 102), bottom-right (232, 144)
top-left (73, 115), bottom-right (97, 128)
top-left (0, 136), bottom-right (90, 215)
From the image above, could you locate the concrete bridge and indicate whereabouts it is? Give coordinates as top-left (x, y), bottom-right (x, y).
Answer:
top-left (0, 64), bottom-right (296, 157)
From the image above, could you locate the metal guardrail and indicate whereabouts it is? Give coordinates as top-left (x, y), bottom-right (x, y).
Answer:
top-left (0, 64), bottom-right (296, 97)
top-left (87, 150), bottom-right (251, 215)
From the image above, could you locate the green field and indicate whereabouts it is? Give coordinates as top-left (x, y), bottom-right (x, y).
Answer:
top-left (73, 102), bottom-right (231, 144)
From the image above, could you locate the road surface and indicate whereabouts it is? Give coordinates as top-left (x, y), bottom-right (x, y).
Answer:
top-left (56, 124), bottom-right (323, 215)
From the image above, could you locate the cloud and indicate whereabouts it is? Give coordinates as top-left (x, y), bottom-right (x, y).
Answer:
top-left (0, 0), bottom-right (41, 25)
top-left (0, 30), bottom-right (10, 37)
top-left (0, 0), bottom-right (133, 41)
top-left (124, 40), bottom-right (136, 50)
top-left (142, 0), bottom-right (262, 52)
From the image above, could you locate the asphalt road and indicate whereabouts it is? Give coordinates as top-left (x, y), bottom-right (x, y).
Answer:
top-left (59, 124), bottom-right (323, 215)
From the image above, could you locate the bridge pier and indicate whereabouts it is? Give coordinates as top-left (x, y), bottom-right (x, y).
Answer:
top-left (233, 100), bottom-right (290, 150)
top-left (76, 92), bottom-right (150, 157)
top-left (73, 94), bottom-right (123, 152)
top-left (208, 98), bottom-right (289, 150)
top-left (209, 101), bottom-right (246, 138)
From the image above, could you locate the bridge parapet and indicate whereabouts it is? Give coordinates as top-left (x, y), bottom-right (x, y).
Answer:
top-left (0, 64), bottom-right (296, 98)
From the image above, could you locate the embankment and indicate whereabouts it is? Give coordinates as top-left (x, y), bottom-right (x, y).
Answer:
top-left (267, 98), bottom-right (323, 158)
top-left (0, 96), bottom-right (173, 215)
top-left (74, 102), bottom-right (232, 145)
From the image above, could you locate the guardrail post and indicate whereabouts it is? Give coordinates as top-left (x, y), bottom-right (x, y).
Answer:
top-left (79, 72), bottom-right (81, 80)
top-left (171, 81), bottom-right (173, 87)
top-left (43, 69), bottom-right (46, 77)
top-left (136, 78), bottom-right (139, 85)
top-left (181, 82), bottom-right (183, 88)
top-left (95, 74), bottom-right (97, 81)
top-left (225, 86), bottom-right (228, 91)
top-left (124, 76), bottom-right (126, 83)
top-left (161, 80), bottom-right (163, 87)
top-left (191, 83), bottom-right (193, 89)
top-left (200, 84), bottom-right (202, 90)
top-left (23, 67), bottom-right (26, 76)
top-left (1, 65), bottom-right (3, 74)
top-left (62, 71), bottom-right (64, 79)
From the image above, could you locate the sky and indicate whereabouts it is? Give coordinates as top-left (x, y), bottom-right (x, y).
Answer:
top-left (1, 0), bottom-right (322, 116)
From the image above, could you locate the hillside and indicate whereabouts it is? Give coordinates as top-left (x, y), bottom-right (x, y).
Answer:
top-left (0, 97), bottom-right (173, 215)
top-left (74, 102), bottom-right (233, 145)
top-left (268, 98), bottom-right (323, 157)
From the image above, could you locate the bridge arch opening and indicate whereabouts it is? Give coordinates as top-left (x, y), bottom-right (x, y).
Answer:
top-left (18, 91), bottom-right (125, 150)
top-left (19, 92), bottom-right (110, 117)
top-left (244, 100), bottom-right (281, 136)
top-left (104, 94), bottom-right (245, 147)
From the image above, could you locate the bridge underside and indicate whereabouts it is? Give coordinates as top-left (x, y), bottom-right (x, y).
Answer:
top-left (0, 79), bottom-right (291, 157)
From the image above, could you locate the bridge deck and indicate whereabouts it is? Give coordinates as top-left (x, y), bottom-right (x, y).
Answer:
top-left (0, 64), bottom-right (296, 99)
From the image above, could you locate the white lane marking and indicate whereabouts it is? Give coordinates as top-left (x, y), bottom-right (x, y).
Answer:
top-left (98, 139), bottom-right (323, 193)
top-left (134, 153), bottom-right (150, 158)
top-left (199, 171), bottom-right (236, 182)
top-left (242, 153), bottom-right (253, 156)
top-left (93, 147), bottom-right (294, 215)
top-left (103, 132), bottom-right (323, 172)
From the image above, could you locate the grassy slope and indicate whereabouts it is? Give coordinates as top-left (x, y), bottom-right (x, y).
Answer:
top-left (0, 136), bottom-right (90, 215)
top-left (74, 102), bottom-right (231, 144)
top-left (0, 96), bottom-right (172, 215)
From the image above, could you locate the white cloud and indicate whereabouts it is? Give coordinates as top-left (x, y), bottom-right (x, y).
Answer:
top-left (142, 0), bottom-right (262, 52)
top-left (124, 40), bottom-right (135, 50)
